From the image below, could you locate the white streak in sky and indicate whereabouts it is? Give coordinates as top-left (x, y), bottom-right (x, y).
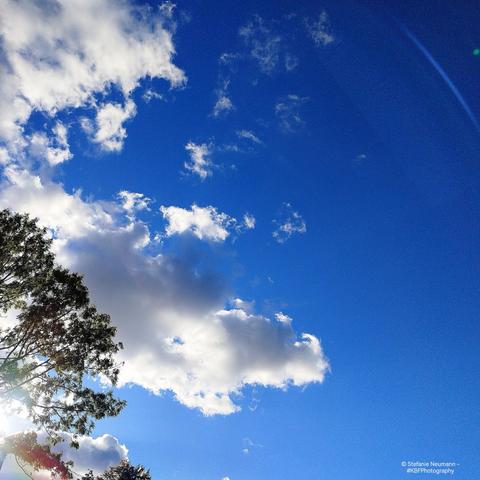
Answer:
top-left (402, 25), bottom-right (480, 133)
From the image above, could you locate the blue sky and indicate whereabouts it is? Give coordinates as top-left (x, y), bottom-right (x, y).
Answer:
top-left (0, 0), bottom-right (479, 479)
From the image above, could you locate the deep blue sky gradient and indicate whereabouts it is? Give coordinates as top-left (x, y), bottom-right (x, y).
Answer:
top-left (48, 1), bottom-right (480, 478)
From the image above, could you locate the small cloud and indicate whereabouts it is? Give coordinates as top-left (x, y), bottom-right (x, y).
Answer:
top-left (275, 94), bottom-right (309, 133)
top-left (275, 312), bottom-right (292, 325)
top-left (89, 100), bottom-right (137, 152)
top-left (242, 437), bottom-right (263, 455)
top-left (273, 203), bottom-right (307, 243)
top-left (213, 95), bottom-right (235, 117)
top-left (240, 16), bottom-right (282, 74)
top-left (354, 153), bottom-right (367, 163)
top-left (142, 89), bottom-right (165, 103)
top-left (236, 129), bottom-right (262, 145)
top-left (160, 205), bottom-right (254, 242)
top-left (212, 79), bottom-right (235, 118)
top-left (160, 204), bottom-right (236, 242)
top-left (305, 11), bottom-right (335, 47)
top-left (184, 141), bottom-right (213, 179)
top-left (284, 53), bottom-right (299, 71)
top-left (242, 213), bottom-right (256, 230)
top-left (118, 191), bottom-right (151, 215)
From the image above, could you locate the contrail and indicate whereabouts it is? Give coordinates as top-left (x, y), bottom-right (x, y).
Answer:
top-left (402, 25), bottom-right (480, 133)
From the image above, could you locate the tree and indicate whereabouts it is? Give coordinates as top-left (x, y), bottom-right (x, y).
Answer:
top-left (0, 209), bottom-right (125, 442)
top-left (0, 432), bottom-right (72, 479)
top-left (81, 460), bottom-right (151, 480)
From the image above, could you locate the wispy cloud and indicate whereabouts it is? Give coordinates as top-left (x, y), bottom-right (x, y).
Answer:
top-left (236, 129), bottom-right (263, 144)
top-left (275, 94), bottom-right (309, 133)
top-left (273, 203), bottom-right (307, 243)
top-left (239, 15), bottom-right (283, 74)
top-left (184, 141), bottom-right (214, 179)
top-left (305, 11), bottom-right (335, 47)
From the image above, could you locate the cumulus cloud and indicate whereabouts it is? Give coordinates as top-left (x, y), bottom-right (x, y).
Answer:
top-left (47, 433), bottom-right (128, 477)
top-left (0, 166), bottom-right (112, 239)
top-left (0, 0), bottom-right (185, 148)
top-left (160, 204), bottom-right (236, 242)
top-left (118, 190), bottom-right (151, 216)
top-left (305, 11), bottom-right (335, 47)
top-left (160, 205), bottom-right (255, 241)
top-left (184, 142), bottom-right (213, 179)
top-left (89, 100), bottom-right (137, 152)
top-left (0, 172), bottom-right (328, 416)
top-left (275, 94), bottom-right (309, 133)
top-left (273, 203), bottom-right (307, 243)
top-left (27, 122), bottom-right (73, 166)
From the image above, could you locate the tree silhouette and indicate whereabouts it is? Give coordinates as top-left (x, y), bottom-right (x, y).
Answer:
top-left (81, 460), bottom-right (151, 480)
top-left (0, 209), bottom-right (125, 443)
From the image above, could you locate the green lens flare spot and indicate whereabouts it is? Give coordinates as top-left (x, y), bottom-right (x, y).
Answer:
top-left (473, 48), bottom-right (480, 56)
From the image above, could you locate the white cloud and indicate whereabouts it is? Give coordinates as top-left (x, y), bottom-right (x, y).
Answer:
top-left (236, 130), bottom-right (262, 145)
top-left (0, 166), bottom-right (112, 239)
top-left (184, 142), bottom-right (213, 179)
top-left (0, 433), bottom-right (128, 479)
top-left (0, 0), bottom-right (185, 148)
top-left (118, 190), bottom-right (151, 216)
top-left (284, 53), bottom-right (299, 71)
top-left (160, 204), bottom-right (235, 242)
top-left (212, 95), bottom-right (235, 117)
top-left (242, 213), bottom-right (256, 230)
top-left (239, 16), bottom-right (282, 74)
top-left (48, 433), bottom-right (128, 477)
top-left (160, 205), bottom-right (255, 241)
top-left (273, 203), bottom-right (307, 243)
top-left (212, 79), bottom-right (235, 118)
top-left (275, 94), bottom-right (309, 133)
top-left (142, 89), bottom-right (165, 103)
top-left (275, 312), bottom-right (292, 325)
top-left (242, 437), bottom-right (262, 455)
top-left (28, 122), bottom-right (72, 166)
top-left (0, 175), bottom-right (328, 416)
top-left (305, 11), bottom-right (335, 47)
top-left (88, 100), bottom-right (137, 152)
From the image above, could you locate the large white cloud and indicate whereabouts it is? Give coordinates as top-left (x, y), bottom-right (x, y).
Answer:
top-left (0, 172), bottom-right (329, 416)
top-left (0, 0), bottom-right (185, 147)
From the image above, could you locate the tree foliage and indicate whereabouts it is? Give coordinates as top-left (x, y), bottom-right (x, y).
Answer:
top-left (0, 432), bottom-right (72, 479)
top-left (81, 460), bottom-right (151, 480)
top-left (0, 209), bottom-right (125, 441)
